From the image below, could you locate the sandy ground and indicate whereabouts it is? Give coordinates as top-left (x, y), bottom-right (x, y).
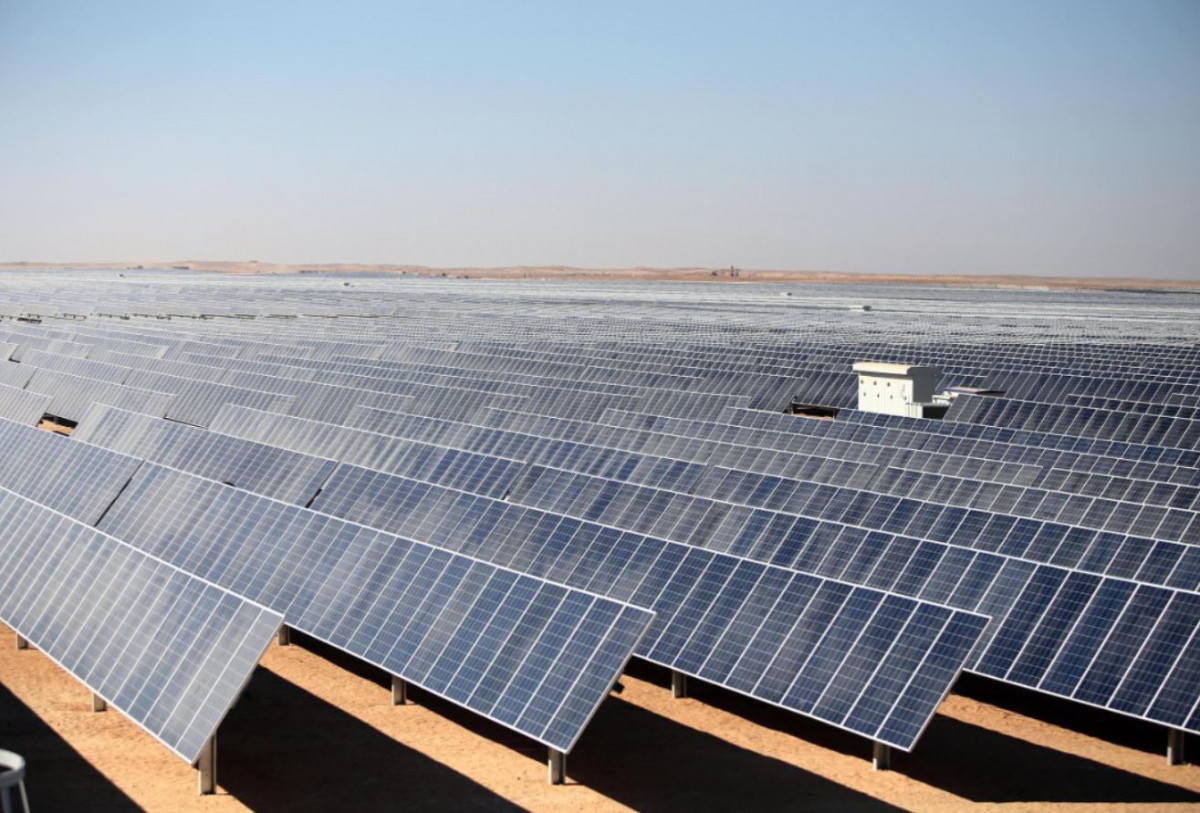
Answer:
top-left (3, 626), bottom-right (1200, 812)
top-left (2, 261), bottom-right (1197, 291)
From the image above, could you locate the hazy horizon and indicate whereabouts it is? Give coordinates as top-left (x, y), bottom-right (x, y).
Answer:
top-left (2, 1), bottom-right (1198, 280)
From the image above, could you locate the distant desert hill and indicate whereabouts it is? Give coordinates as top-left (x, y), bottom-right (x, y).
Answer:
top-left (1, 260), bottom-right (1197, 291)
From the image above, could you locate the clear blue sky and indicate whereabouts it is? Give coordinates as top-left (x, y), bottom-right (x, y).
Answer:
top-left (2, 1), bottom-right (1198, 278)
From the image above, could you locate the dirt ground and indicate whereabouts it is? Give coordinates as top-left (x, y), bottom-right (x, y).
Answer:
top-left (3, 261), bottom-right (1198, 291)
top-left (3, 627), bottom-right (1200, 812)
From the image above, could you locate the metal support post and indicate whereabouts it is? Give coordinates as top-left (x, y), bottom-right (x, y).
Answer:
top-left (277, 624), bottom-right (290, 646)
top-left (15, 635), bottom-right (28, 650)
top-left (873, 741), bottom-right (891, 771)
top-left (1169, 728), bottom-right (1186, 766)
top-left (548, 748), bottom-right (566, 785)
top-left (197, 735), bottom-right (217, 795)
top-left (93, 693), bottom-right (107, 712)
top-left (671, 670), bottom-right (689, 699)
top-left (391, 675), bottom-right (408, 706)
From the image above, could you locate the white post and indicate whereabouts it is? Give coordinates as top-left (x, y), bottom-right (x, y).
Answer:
top-left (391, 675), bottom-right (408, 706)
top-left (277, 625), bottom-right (291, 646)
top-left (671, 670), bottom-right (689, 699)
top-left (548, 748), bottom-right (566, 785)
top-left (873, 741), bottom-right (891, 771)
top-left (15, 635), bottom-right (28, 650)
top-left (197, 735), bottom-right (217, 795)
top-left (93, 693), bottom-right (107, 712)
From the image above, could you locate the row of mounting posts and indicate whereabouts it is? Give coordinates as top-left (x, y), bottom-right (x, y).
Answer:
top-left (34, 630), bottom-right (1190, 794)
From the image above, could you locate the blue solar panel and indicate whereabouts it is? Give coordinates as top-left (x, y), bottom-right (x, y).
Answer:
top-left (74, 405), bottom-right (336, 505)
top-left (0, 486), bottom-right (282, 763)
top-left (0, 417), bottom-right (143, 524)
top-left (95, 462), bottom-right (654, 753)
top-left (305, 461), bottom-right (987, 750)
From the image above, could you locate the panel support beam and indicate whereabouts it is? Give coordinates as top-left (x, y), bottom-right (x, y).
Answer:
top-left (197, 734), bottom-right (217, 795)
top-left (1169, 728), bottom-right (1186, 766)
top-left (548, 748), bottom-right (566, 785)
top-left (873, 742), bottom-right (891, 771)
top-left (93, 693), bottom-right (107, 712)
top-left (15, 635), bottom-right (28, 650)
top-left (671, 670), bottom-right (689, 699)
top-left (277, 624), bottom-right (291, 646)
top-left (391, 676), bottom-right (408, 706)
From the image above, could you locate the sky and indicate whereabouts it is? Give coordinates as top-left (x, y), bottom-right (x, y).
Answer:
top-left (1, 1), bottom-right (1198, 279)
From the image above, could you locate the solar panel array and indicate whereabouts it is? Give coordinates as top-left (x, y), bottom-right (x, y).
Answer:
top-left (0, 416), bottom-right (655, 754)
top-left (202, 403), bottom-right (1200, 736)
top-left (12, 410), bottom-right (987, 751)
top-left (2, 268), bottom-right (1199, 790)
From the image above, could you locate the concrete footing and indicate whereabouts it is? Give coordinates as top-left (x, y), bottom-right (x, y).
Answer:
top-left (15, 635), bottom-right (28, 650)
top-left (391, 676), bottom-right (408, 706)
top-left (277, 625), bottom-right (291, 646)
top-left (873, 742), bottom-right (891, 771)
top-left (197, 735), bottom-right (217, 795)
top-left (1169, 728), bottom-right (1186, 766)
top-left (93, 694), bottom-right (107, 712)
top-left (548, 748), bottom-right (566, 785)
top-left (671, 670), bottom-right (689, 699)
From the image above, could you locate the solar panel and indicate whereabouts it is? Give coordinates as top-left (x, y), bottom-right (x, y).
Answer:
top-left (74, 404), bottom-right (336, 505)
top-left (0, 417), bottom-right (143, 524)
top-left (0, 383), bottom-right (51, 425)
top-left (305, 462), bottom-right (988, 750)
top-left (18, 348), bottom-right (132, 384)
top-left (838, 407), bottom-right (1200, 469)
top-left (0, 486), bottom-right (282, 763)
top-left (0, 361), bottom-right (35, 390)
top-left (122, 369), bottom-right (297, 427)
top-left (233, 405), bottom-right (1200, 594)
top-left (24, 368), bottom-right (176, 423)
top-left (218, 369), bottom-right (417, 424)
top-left (94, 462), bottom-right (655, 753)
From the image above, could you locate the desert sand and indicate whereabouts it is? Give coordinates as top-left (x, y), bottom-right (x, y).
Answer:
top-left (3, 626), bottom-right (1199, 812)
top-left (1, 261), bottom-right (1197, 291)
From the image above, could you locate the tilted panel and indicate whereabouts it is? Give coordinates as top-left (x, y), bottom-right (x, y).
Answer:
top-left (75, 405), bottom-right (335, 505)
top-left (0, 383), bottom-right (51, 425)
top-left (0, 417), bottom-right (142, 524)
top-left (0, 488), bottom-right (282, 763)
top-left (25, 368), bottom-right (175, 423)
top-left (122, 369), bottom-right (298, 428)
top-left (95, 463), bottom-right (654, 753)
top-left (308, 462), bottom-right (989, 751)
